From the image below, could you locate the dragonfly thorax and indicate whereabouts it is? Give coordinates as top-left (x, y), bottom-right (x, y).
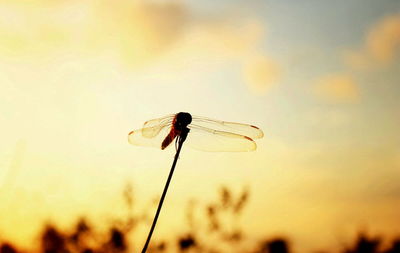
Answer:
top-left (174, 112), bottom-right (192, 131)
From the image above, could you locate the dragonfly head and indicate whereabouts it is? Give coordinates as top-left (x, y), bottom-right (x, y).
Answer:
top-left (175, 112), bottom-right (192, 130)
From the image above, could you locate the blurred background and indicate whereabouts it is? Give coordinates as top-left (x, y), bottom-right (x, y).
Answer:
top-left (0, 0), bottom-right (399, 252)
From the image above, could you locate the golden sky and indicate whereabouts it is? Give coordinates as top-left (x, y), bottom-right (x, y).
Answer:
top-left (0, 0), bottom-right (400, 252)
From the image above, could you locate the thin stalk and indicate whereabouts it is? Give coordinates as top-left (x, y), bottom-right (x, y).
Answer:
top-left (141, 129), bottom-right (189, 253)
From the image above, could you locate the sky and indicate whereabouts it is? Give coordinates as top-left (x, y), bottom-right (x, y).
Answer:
top-left (0, 0), bottom-right (400, 252)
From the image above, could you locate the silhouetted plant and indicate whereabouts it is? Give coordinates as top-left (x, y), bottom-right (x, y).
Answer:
top-left (344, 234), bottom-right (381, 253)
top-left (172, 186), bottom-right (250, 252)
top-left (106, 228), bottom-right (126, 252)
top-left (178, 234), bottom-right (197, 251)
top-left (267, 238), bottom-right (290, 253)
top-left (0, 185), bottom-right (399, 253)
top-left (41, 225), bottom-right (67, 253)
top-left (382, 239), bottom-right (400, 253)
top-left (0, 244), bottom-right (17, 253)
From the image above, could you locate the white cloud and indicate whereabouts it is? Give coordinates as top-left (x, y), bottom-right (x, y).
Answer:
top-left (242, 55), bottom-right (280, 95)
top-left (314, 73), bottom-right (359, 103)
top-left (344, 13), bottom-right (400, 69)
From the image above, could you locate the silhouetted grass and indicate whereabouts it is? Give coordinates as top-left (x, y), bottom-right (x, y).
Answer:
top-left (0, 184), bottom-right (399, 253)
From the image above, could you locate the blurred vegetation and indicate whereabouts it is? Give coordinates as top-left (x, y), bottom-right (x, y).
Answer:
top-left (0, 184), bottom-right (398, 253)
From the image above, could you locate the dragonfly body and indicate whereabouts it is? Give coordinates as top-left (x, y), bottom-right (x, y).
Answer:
top-left (161, 112), bottom-right (192, 149)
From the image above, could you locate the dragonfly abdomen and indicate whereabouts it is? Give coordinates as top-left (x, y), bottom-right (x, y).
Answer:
top-left (161, 129), bottom-right (177, 150)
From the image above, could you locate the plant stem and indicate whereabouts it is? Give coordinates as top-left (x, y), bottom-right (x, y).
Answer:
top-left (141, 129), bottom-right (189, 253)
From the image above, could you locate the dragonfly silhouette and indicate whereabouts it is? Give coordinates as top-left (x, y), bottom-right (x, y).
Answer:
top-left (128, 112), bottom-right (263, 253)
top-left (128, 112), bottom-right (263, 152)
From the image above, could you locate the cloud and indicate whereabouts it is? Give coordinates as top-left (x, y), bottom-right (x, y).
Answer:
top-left (344, 13), bottom-right (400, 68)
top-left (0, 1), bottom-right (271, 66)
top-left (92, 0), bottom-right (188, 67)
top-left (182, 19), bottom-right (280, 95)
top-left (176, 19), bottom-right (281, 95)
top-left (367, 14), bottom-right (400, 63)
top-left (314, 74), bottom-right (359, 103)
top-left (243, 55), bottom-right (280, 94)
top-left (0, 0), bottom-right (280, 95)
top-left (325, 14), bottom-right (400, 102)
top-left (182, 19), bottom-right (265, 58)
top-left (0, 0), bottom-right (188, 65)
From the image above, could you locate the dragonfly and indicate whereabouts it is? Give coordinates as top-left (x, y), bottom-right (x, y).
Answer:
top-left (129, 112), bottom-right (264, 253)
top-left (128, 112), bottom-right (264, 152)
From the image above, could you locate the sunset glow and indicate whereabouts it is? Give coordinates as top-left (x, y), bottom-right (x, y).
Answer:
top-left (1, 1), bottom-right (399, 252)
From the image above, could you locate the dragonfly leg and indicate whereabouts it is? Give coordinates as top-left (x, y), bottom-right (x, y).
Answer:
top-left (175, 136), bottom-right (179, 151)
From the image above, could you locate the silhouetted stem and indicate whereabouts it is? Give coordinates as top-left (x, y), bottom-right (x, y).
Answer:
top-left (141, 129), bottom-right (189, 253)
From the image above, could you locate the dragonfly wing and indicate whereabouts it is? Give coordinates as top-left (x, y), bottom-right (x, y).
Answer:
top-left (186, 125), bottom-right (256, 152)
top-left (141, 123), bottom-right (169, 138)
top-left (128, 123), bottom-right (173, 149)
top-left (143, 114), bottom-right (175, 128)
top-left (191, 116), bottom-right (263, 139)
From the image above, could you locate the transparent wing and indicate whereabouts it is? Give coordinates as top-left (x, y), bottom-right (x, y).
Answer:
top-left (191, 116), bottom-right (263, 139)
top-left (186, 124), bottom-right (257, 152)
top-left (143, 114), bottom-right (175, 128)
top-left (128, 123), bottom-right (173, 149)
